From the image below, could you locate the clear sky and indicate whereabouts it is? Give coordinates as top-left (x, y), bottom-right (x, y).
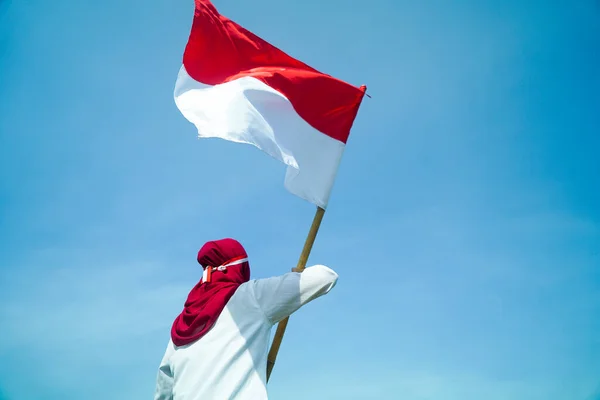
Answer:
top-left (1, 0), bottom-right (599, 399)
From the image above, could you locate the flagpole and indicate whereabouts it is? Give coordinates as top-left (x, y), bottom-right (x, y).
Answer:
top-left (266, 206), bottom-right (326, 381)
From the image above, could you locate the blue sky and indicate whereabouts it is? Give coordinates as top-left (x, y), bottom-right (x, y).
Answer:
top-left (1, 0), bottom-right (599, 399)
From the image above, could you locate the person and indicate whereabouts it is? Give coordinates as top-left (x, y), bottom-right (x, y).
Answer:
top-left (154, 238), bottom-right (338, 400)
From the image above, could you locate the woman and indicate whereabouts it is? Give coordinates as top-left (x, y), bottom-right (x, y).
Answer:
top-left (154, 238), bottom-right (338, 399)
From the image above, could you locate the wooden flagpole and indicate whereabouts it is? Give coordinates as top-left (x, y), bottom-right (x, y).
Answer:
top-left (266, 206), bottom-right (326, 381)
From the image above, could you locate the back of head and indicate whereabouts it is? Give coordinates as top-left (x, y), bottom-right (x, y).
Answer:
top-left (197, 238), bottom-right (250, 283)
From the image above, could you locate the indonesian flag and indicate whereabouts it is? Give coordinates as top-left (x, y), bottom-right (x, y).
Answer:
top-left (174, 0), bottom-right (367, 208)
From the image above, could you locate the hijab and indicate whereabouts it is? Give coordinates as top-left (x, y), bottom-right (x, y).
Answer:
top-left (171, 238), bottom-right (250, 346)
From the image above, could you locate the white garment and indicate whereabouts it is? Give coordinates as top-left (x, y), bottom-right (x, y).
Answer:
top-left (154, 265), bottom-right (338, 400)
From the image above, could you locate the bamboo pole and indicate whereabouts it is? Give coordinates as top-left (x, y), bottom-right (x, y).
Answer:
top-left (266, 206), bottom-right (326, 381)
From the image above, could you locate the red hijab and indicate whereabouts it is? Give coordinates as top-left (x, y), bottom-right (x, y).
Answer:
top-left (171, 238), bottom-right (251, 346)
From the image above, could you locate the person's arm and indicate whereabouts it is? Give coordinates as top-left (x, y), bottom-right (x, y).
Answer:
top-left (154, 346), bottom-right (174, 400)
top-left (250, 264), bottom-right (338, 324)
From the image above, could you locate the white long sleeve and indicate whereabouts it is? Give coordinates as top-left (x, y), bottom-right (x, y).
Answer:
top-left (153, 264), bottom-right (338, 400)
top-left (153, 344), bottom-right (174, 400)
top-left (250, 264), bottom-right (338, 324)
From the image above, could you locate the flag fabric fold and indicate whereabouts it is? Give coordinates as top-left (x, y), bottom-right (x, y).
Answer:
top-left (174, 0), bottom-right (366, 207)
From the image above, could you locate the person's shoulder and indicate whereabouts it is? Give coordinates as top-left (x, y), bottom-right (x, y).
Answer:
top-left (227, 280), bottom-right (267, 314)
top-left (230, 280), bottom-right (260, 303)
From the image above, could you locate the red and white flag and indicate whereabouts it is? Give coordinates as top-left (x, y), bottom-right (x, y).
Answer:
top-left (174, 0), bottom-right (366, 208)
